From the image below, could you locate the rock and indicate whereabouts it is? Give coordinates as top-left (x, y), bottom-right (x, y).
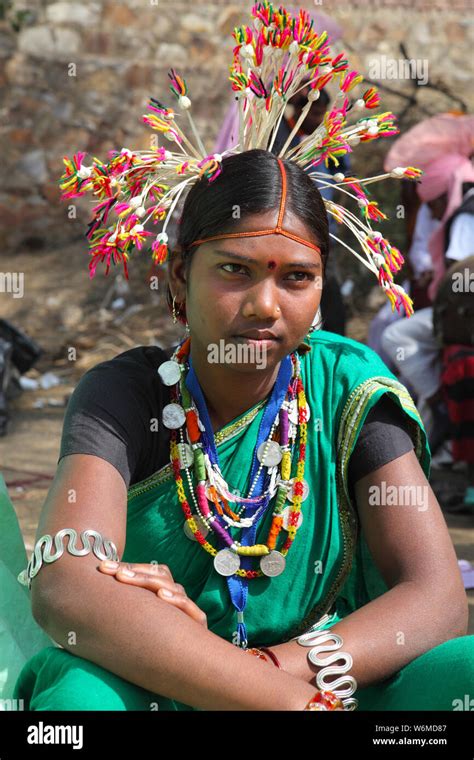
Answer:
top-left (0, 25), bottom-right (16, 58)
top-left (8, 128), bottom-right (34, 144)
top-left (61, 305), bottom-right (84, 330)
top-left (188, 38), bottom-right (216, 65)
top-left (111, 297), bottom-right (126, 310)
top-left (181, 13), bottom-right (214, 35)
top-left (40, 92), bottom-right (73, 122)
top-left (81, 29), bottom-right (110, 55)
top-left (412, 20), bottom-right (431, 45)
top-left (18, 150), bottom-right (48, 184)
top-left (18, 25), bottom-right (81, 60)
top-left (39, 372), bottom-right (62, 390)
top-left (124, 63), bottom-right (154, 89)
top-left (217, 7), bottom-right (245, 35)
top-left (151, 43), bottom-right (187, 68)
top-left (102, 2), bottom-right (136, 27)
top-left (19, 377), bottom-right (39, 390)
top-left (5, 52), bottom-right (44, 87)
top-left (46, 2), bottom-right (101, 27)
top-left (79, 66), bottom-right (122, 95)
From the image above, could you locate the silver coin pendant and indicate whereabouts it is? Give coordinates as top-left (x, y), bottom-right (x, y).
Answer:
top-left (260, 550), bottom-right (286, 577)
top-left (214, 548), bottom-right (241, 576)
top-left (162, 403), bottom-right (186, 429)
top-left (257, 440), bottom-right (282, 467)
top-left (183, 514), bottom-right (209, 541)
top-left (157, 360), bottom-right (182, 386)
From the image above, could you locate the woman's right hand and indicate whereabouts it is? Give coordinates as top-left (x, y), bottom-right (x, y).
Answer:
top-left (97, 560), bottom-right (208, 628)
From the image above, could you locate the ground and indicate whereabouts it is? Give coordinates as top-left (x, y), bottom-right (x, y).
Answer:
top-left (0, 239), bottom-right (472, 634)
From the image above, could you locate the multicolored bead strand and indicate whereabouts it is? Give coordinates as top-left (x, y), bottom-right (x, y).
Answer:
top-left (166, 338), bottom-right (310, 579)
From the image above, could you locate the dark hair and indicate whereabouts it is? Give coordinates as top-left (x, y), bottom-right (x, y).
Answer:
top-left (166, 148), bottom-right (329, 323)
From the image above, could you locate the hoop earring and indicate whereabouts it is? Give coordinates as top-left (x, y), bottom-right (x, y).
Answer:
top-left (172, 294), bottom-right (189, 331)
top-left (172, 295), bottom-right (179, 324)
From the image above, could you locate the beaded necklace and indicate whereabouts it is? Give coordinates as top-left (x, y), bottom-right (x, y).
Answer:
top-left (158, 336), bottom-right (311, 647)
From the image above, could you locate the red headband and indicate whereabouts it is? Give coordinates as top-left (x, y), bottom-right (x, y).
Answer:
top-left (190, 157), bottom-right (322, 254)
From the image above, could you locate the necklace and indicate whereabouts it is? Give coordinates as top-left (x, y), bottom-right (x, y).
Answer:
top-left (157, 336), bottom-right (311, 647)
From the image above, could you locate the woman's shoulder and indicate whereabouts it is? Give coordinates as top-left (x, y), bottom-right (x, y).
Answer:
top-left (59, 344), bottom-right (177, 488)
top-left (67, 342), bottom-right (176, 427)
top-left (303, 329), bottom-right (395, 381)
top-left (83, 344), bottom-right (175, 378)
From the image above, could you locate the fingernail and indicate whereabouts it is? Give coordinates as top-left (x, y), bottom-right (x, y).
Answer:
top-left (160, 588), bottom-right (173, 597)
top-left (101, 561), bottom-right (119, 569)
top-left (121, 568), bottom-right (135, 577)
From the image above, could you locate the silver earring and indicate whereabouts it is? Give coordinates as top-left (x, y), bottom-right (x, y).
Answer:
top-left (172, 295), bottom-right (180, 324)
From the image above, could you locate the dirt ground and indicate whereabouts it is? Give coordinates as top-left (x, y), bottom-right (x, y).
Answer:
top-left (1, 239), bottom-right (473, 634)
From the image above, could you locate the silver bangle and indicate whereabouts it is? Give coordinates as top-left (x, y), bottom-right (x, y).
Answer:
top-left (294, 614), bottom-right (358, 711)
top-left (17, 528), bottom-right (119, 591)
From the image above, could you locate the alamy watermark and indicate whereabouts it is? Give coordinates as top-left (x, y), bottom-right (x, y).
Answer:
top-left (368, 482), bottom-right (429, 512)
top-left (452, 268), bottom-right (474, 293)
top-left (368, 56), bottom-right (429, 85)
top-left (207, 339), bottom-right (269, 369)
top-left (452, 694), bottom-right (474, 710)
top-left (0, 698), bottom-right (24, 710)
top-left (0, 272), bottom-right (24, 298)
top-left (27, 721), bottom-right (83, 749)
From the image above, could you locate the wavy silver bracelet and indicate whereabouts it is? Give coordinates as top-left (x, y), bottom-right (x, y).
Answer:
top-left (292, 613), bottom-right (358, 711)
top-left (17, 528), bottom-right (119, 591)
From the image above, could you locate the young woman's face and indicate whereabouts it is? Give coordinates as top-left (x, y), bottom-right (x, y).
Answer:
top-left (169, 209), bottom-right (324, 371)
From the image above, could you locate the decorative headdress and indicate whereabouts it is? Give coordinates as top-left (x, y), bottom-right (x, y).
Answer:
top-left (59, 0), bottom-right (422, 317)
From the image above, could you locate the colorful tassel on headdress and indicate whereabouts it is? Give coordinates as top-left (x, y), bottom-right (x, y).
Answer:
top-left (340, 71), bottom-right (364, 94)
top-left (152, 232), bottom-right (170, 265)
top-left (331, 52), bottom-right (349, 74)
top-left (363, 87), bottom-right (380, 110)
top-left (386, 283), bottom-right (414, 317)
top-left (197, 154), bottom-right (223, 183)
top-left (59, 151), bottom-right (96, 198)
top-left (168, 68), bottom-right (188, 100)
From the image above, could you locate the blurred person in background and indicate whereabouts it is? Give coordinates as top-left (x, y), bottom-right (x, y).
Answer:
top-left (368, 199), bottom-right (441, 374)
top-left (381, 152), bottom-right (474, 458)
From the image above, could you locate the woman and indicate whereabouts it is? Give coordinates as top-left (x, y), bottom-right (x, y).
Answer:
top-left (12, 149), bottom-right (472, 711)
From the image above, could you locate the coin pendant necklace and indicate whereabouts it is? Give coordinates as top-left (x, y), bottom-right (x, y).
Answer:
top-left (157, 336), bottom-right (311, 648)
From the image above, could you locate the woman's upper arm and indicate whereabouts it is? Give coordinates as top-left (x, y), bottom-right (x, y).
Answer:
top-left (30, 453), bottom-right (127, 621)
top-left (353, 449), bottom-right (465, 604)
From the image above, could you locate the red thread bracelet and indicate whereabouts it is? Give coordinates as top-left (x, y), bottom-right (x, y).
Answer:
top-left (259, 646), bottom-right (282, 669)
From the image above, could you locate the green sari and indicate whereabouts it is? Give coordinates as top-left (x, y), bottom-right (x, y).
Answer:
top-left (10, 330), bottom-right (474, 710)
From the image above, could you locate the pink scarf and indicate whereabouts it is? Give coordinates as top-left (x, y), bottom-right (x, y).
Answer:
top-left (417, 153), bottom-right (474, 301)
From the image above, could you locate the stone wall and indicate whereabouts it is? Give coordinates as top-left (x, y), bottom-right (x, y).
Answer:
top-left (1, 0), bottom-right (473, 255)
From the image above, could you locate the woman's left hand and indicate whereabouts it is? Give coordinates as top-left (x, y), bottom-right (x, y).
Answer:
top-left (97, 560), bottom-right (208, 627)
